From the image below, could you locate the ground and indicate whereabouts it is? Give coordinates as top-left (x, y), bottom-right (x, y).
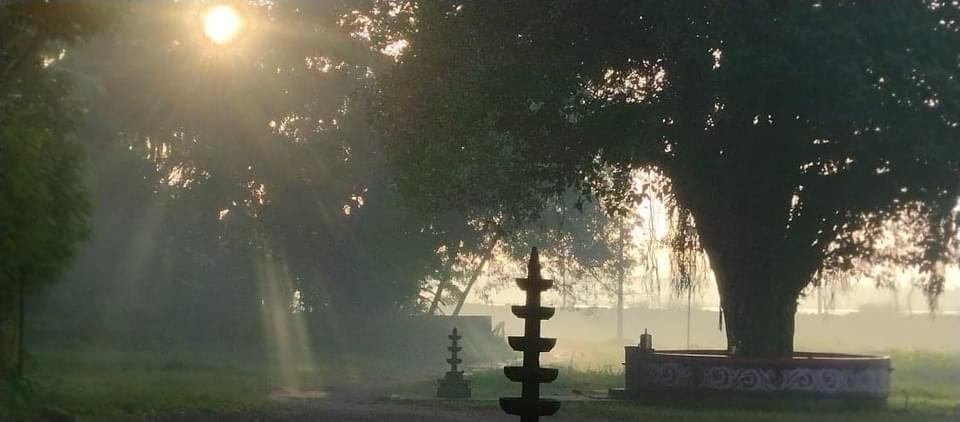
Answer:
top-left (2, 347), bottom-right (957, 421)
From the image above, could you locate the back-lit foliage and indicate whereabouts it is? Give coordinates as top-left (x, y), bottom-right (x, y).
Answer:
top-left (364, 0), bottom-right (960, 356)
top-left (28, 0), bottom-right (960, 360)
top-left (0, 0), bottom-right (114, 377)
top-left (44, 0), bottom-right (484, 346)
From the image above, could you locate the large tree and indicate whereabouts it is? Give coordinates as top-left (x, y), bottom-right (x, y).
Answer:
top-left (40, 0), bottom-right (491, 346)
top-left (0, 1), bottom-right (112, 378)
top-left (366, 0), bottom-right (960, 357)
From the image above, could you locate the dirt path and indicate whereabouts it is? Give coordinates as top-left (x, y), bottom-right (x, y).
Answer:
top-left (154, 377), bottom-right (517, 421)
top-left (255, 400), bottom-right (512, 421)
top-left (150, 380), bottom-right (960, 422)
top-left (259, 382), bottom-right (514, 422)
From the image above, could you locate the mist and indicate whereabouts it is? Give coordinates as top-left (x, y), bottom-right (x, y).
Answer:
top-left (4, 1), bottom-right (959, 420)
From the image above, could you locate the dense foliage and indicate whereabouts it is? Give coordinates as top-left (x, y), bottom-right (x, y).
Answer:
top-left (366, 0), bottom-right (960, 356)
top-left (0, 1), bottom-right (113, 378)
top-left (30, 1), bottom-right (539, 349)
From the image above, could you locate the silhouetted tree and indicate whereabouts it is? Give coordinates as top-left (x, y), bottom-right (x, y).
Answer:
top-left (0, 1), bottom-right (112, 378)
top-left (368, 1), bottom-right (960, 357)
top-left (43, 0), bottom-right (487, 345)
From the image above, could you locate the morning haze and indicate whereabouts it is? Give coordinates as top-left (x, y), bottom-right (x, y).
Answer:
top-left (1, 1), bottom-right (958, 420)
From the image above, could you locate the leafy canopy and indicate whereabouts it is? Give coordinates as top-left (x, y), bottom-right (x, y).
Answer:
top-left (0, 1), bottom-right (113, 294)
top-left (371, 0), bottom-right (960, 302)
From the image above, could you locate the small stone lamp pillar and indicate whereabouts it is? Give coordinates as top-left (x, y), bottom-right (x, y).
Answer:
top-left (437, 327), bottom-right (471, 398)
top-left (500, 247), bottom-right (561, 421)
top-left (639, 329), bottom-right (654, 353)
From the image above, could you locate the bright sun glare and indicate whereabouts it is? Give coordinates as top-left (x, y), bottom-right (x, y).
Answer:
top-left (203, 5), bottom-right (244, 45)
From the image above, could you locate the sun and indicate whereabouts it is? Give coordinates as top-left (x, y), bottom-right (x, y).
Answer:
top-left (203, 5), bottom-right (245, 45)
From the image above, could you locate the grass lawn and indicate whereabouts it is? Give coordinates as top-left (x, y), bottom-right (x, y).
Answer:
top-left (2, 349), bottom-right (957, 420)
top-left (420, 399), bottom-right (959, 422)
top-left (10, 348), bottom-right (273, 418)
top-left (393, 349), bottom-right (960, 421)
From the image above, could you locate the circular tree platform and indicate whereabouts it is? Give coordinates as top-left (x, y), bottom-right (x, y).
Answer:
top-left (610, 348), bottom-right (891, 408)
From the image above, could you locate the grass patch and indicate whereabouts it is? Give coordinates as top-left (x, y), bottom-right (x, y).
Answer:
top-left (14, 344), bottom-right (454, 418)
top-left (34, 366), bottom-right (269, 417)
top-left (3, 347), bottom-right (957, 420)
top-left (467, 364), bottom-right (622, 398)
top-left (0, 377), bottom-right (48, 420)
top-left (884, 350), bottom-right (959, 414)
top-left (888, 350), bottom-right (959, 396)
top-left (414, 350), bottom-right (959, 420)
top-left (24, 348), bottom-right (272, 418)
top-left (424, 399), bottom-right (958, 421)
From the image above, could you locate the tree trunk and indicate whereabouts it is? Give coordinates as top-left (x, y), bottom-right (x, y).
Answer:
top-left (0, 282), bottom-right (20, 379)
top-left (817, 284), bottom-right (823, 315)
top-left (428, 253), bottom-right (458, 315)
top-left (559, 252), bottom-right (567, 308)
top-left (691, 201), bottom-right (811, 358)
top-left (700, 237), bottom-right (806, 358)
top-left (428, 274), bottom-right (450, 315)
top-left (451, 231), bottom-right (502, 316)
top-left (615, 219), bottom-right (625, 340)
top-left (719, 283), bottom-right (799, 357)
top-left (685, 287), bottom-right (692, 349)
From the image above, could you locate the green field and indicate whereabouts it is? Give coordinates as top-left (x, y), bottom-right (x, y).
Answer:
top-left (406, 350), bottom-right (960, 421)
top-left (2, 349), bottom-right (957, 420)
